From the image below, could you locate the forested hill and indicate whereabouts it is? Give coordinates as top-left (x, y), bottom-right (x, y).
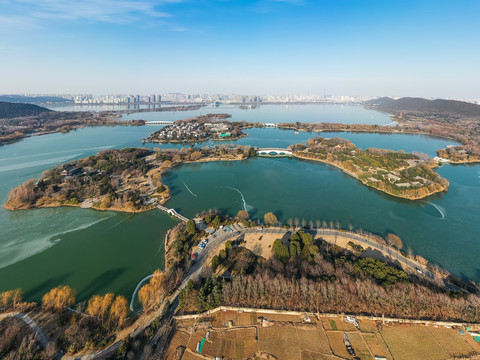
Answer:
top-left (0, 95), bottom-right (71, 104)
top-left (0, 101), bottom-right (52, 119)
top-left (364, 97), bottom-right (480, 119)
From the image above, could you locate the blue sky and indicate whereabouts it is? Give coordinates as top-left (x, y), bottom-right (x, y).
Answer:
top-left (0, 0), bottom-right (479, 97)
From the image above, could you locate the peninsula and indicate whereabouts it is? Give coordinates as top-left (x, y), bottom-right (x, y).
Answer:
top-left (292, 136), bottom-right (449, 200)
top-left (4, 145), bottom-right (257, 212)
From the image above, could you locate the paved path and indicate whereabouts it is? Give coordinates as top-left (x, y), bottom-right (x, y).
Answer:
top-left (59, 225), bottom-right (448, 359)
top-left (0, 311), bottom-right (49, 348)
top-left (314, 229), bottom-right (435, 279)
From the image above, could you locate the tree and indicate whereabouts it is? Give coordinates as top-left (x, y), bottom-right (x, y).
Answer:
top-left (86, 293), bottom-right (114, 320)
top-left (204, 214), bottom-right (212, 224)
top-left (289, 240), bottom-right (301, 258)
top-left (211, 255), bottom-right (220, 270)
top-left (264, 212), bottom-right (278, 225)
top-left (138, 269), bottom-right (165, 311)
top-left (42, 286), bottom-right (75, 312)
top-left (6, 179), bottom-right (36, 209)
top-left (298, 231), bottom-right (313, 245)
top-left (386, 233), bottom-right (403, 249)
top-left (236, 210), bottom-right (249, 221)
top-left (211, 215), bottom-right (221, 228)
top-left (186, 220), bottom-right (197, 235)
top-left (109, 295), bottom-right (129, 327)
top-left (191, 151), bottom-right (203, 161)
top-left (218, 249), bottom-right (227, 261)
top-left (225, 241), bottom-right (233, 255)
top-left (273, 239), bottom-right (289, 263)
top-left (0, 289), bottom-right (22, 308)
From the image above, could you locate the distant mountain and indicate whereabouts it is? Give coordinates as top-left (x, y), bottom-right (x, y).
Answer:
top-left (0, 95), bottom-right (72, 104)
top-left (364, 97), bottom-right (480, 119)
top-left (0, 101), bottom-right (52, 119)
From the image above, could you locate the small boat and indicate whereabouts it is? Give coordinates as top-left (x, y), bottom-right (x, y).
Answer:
top-left (295, 131), bottom-right (299, 135)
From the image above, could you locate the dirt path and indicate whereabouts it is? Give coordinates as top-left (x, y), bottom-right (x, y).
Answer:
top-left (0, 311), bottom-right (50, 348)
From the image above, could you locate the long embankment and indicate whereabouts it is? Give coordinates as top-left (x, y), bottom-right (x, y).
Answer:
top-left (292, 152), bottom-right (448, 200)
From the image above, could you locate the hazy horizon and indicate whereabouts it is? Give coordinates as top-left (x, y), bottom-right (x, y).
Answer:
top-left (1, 0), bottom-right (479, 98)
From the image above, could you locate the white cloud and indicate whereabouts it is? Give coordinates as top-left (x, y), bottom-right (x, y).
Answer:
top-left (4, 0), bottom-right (177, 25)
top-left (0, 15), bottom-right (38, 30)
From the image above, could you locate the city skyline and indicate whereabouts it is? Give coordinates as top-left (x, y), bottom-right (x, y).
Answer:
top-left (0, 0), bottom-right (479, 98)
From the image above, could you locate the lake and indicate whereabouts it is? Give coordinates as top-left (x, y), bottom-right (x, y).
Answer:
top-left (0, 104), bottom-right (474, 304)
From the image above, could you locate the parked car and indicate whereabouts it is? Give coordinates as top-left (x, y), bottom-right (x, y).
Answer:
top-left (191, 253), bottom-right (198, 260)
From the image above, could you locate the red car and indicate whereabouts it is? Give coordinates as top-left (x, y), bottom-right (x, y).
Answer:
top-left (191, 253), bottom-right (198, 260)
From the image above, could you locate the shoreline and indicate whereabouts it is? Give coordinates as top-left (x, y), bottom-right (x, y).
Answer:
top-left (0, 120), bottom-right (145, 146)
top-left (293, 152), bottom-right (448, 200)
top-left (4, 147), bottom-right (448, 214)
top-left (278, 123), bottom-right (462, 144)
top-left (3, 199), bottom-right (156, 214)
top-left (3, 153), bottom-right (249, 214)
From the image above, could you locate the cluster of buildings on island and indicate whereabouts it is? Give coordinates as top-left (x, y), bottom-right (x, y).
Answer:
top-left (149, 121), bottom-right (236, 142)
top-left (152, 122), bottom-right (209, 141)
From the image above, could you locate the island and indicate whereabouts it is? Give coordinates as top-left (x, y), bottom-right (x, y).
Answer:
top-left (291, 136), bottom-right (449, 199)
top-left (143, 114), bottom-right (261, 143)
top-left (4, 145), bottom-right (257, 212)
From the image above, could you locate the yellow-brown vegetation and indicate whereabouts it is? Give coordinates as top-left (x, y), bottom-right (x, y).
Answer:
top-left (138, 269), bottom-right (165, 311)
top-left (42, 286), bottom-right (75, 312)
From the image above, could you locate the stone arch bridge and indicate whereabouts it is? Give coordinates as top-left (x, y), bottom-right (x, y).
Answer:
top-left (257, 148), bottom-right (293, 156)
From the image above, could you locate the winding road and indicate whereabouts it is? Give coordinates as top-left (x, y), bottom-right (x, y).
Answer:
top-left (11, 223), bottom-right (446, 360)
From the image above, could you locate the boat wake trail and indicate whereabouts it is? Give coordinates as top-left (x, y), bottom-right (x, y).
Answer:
top-left (182, 181), bottom-right (198, 197)
top-left (106, 214), bottom-right (132, 231)
top-left (219, 186), bottom-right (250, 212)
top-left (130, 275), bottom-right (154, 311)
top-left (428, 202), bottom-right (446, 219)
top-left (388, 210), bottom-right (405, 221)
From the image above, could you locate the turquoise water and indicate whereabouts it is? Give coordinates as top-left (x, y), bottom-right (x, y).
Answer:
top-left (0, 127), bottom-right (178, 302)
top-left (162, 158), bottom-right (480, 281)
top-left (0, 105), bottom-right (475, 303)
